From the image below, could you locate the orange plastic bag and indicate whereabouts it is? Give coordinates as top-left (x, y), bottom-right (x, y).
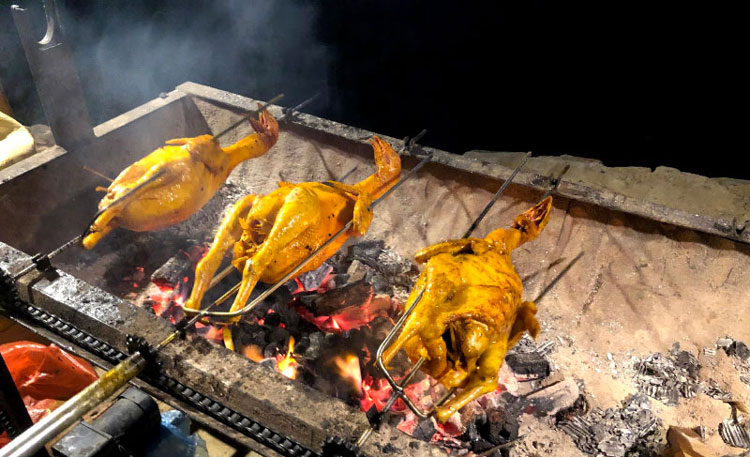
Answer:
top-left (0, 341), bottom-right (98, 447)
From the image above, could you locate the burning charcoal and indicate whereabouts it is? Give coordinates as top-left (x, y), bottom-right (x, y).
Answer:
top-left (271, 301), bottom-right (300, 329)
top-left (269, 326), bottom-right (291, 345)
top-left (264, 342), bottom-right (283, 359)
top-left (298, 264), bottom-right (333, 291)
top-left (294, 336), bottom-right (310, 355)
top-left (264, 311), bottom-right (281, 328)
top-left (303, 332), bottom-right (325, 360)
top-left (150, 252), bottom-right (193, 289)
top-left (236, 323), bottom-right (268, 348)
top-left (310, 280), bottom-right (373, 315)
top-left (727, 341), bottom-right (750, 361)
top-left (505, 352), bottom-right (550, 379)
top-left (411, 418), bottom-right (437, 441)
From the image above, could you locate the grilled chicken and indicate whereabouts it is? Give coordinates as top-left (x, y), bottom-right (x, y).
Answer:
top-left (82, 107), bottom-right (279, 249)
top-left (382, 197), bottom-right (553, 423)
top-left (184, 136), bottom-right (401, 349)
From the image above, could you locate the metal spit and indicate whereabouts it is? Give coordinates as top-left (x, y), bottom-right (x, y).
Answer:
top-left (0, 126), bottom-right (432, 457)
top-left (356, 155), bottom-right (569, 447)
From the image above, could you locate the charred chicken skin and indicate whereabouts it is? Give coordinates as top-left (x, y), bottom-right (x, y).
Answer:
top-left (82, 107), bottom-right (279, 250)
top-left (184, 136), bottom-right (401, 347)
top-left (382, 197), bottom-right (553, 423)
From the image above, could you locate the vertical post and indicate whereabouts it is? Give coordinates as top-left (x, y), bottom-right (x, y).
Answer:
top-left (11, 0), bottom-right (94, 150)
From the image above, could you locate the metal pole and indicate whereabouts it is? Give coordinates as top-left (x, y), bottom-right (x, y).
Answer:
top-left (0, 352), bottom-right (146, 457)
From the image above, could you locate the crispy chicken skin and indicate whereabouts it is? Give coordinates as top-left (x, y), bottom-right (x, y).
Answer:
top-left (382, 197), bottom-right (553, 423)
top-left (184, 136), bottom-right (401, 346)
top-left (82, 106), bottom-right (279, 249)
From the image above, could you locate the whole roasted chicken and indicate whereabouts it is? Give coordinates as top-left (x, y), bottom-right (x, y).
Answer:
top-left (382, 196), bottom-right (553, 423)
top-left (184, 136), bottom-right (401, 348)
top-left (82, 107), bottom-right (279, 249)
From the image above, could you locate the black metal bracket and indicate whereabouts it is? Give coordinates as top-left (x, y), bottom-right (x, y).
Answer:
top-left (322, 436), bottom-right (362, 457)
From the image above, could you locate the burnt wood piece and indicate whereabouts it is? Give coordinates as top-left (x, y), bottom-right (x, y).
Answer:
top-left (151, 254), bottom-right (193, 290)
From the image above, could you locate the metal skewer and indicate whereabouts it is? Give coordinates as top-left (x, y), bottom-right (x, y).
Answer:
top-left (11, 93), bottom-right (318, 283)
top-left (357, 151), bottom-right (534, 446)
top-left (196, 141), bottom-right (434, 319)
top-left (462, 151), bottom-right (531, 239)
top-left (212, 93), bottom-right (285, 141)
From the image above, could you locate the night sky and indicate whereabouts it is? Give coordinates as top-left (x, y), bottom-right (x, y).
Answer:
top-left (0, 0), bottom-right (741, 178)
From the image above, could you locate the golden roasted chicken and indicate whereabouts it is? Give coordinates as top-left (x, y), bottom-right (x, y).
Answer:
top-left (184, 136), bottom-right (401, 349)
top-left (82, 107), bottom-right (279, 249)
top-left (382, 196), bottom-right (553, 423)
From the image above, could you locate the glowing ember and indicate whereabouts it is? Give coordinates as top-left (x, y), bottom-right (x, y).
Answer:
top-left (242, 344), bottom-right (265, 362)
top-left (360, 375), bottom-right (400, 413)
top-left (275, 337), bottom-right (298, 379)
top-left (331, 353), bottom-right (362, 395)
top-left (296, 295), bottom-right (395, 333)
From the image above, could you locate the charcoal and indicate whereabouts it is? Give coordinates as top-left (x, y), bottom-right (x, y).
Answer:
top-left (150, 254), bottom-right (193, 289)
top-left (271, 301), bottom-right (300, 328)
top-left (412, 418), bottom-right (436, 441)
top-left (505, 352), bottom-right (550, 379)
top-left (727, 341), bottom-right (750, 361)
top-left (264, 342), bottom-right (283, 359)
top-left (269, 327), bottom-right (291, 344)
top-left (486, 408), bottom-right (520, 445)
top-left (304, 332), bottom-right (325, 360)
top-left (718, 418), bottom-right (750, 449)
top-left (346, 259), bottom-right (368, 282)
top-left (298, 264), bottom-right (333, 291)
top-left (527, 379), bottom-right (580, 416)
top-left (264, 312), bottom-right (281, 328)
top-left (633, 345), bottom-right (702, 405)
top-left (236, 323), bottom-right (267, 347)
top-left (310, 280), bottom-right (373, 315)
top-left (349, 240), bottom-right (386, 265)
top-left (294, 336), bottom-right (310, 355)
top-left (559, 394), bottom-right (662, 457)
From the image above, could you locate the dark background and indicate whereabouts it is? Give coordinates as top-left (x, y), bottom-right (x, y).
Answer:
top-left (0, 0), bottom-right (741, 177)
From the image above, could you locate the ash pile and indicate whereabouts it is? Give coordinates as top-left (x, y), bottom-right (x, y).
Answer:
top-left (558, 394), bottom-right (662, 457)
top-left (633, 342), bottom-right (704, 404)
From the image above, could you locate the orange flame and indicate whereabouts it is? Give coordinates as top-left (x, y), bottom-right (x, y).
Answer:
top-left (276, 337), bottom-right (298, 379)
top-left (332, 353), bottom-right (362, 395)
top-left (242, 344), bottom-right (265, 362)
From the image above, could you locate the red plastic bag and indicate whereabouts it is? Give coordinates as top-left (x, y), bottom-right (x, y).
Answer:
top-left (0, 341), bottom-right (98, 447)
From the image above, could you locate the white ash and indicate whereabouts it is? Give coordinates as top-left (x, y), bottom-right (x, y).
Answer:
top-left (633, 343), bottom-right (704, 406)
top-left (558, 394), bottom-right (663, 457)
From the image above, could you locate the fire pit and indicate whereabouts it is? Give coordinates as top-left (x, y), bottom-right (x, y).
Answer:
top-left (2, 79), bottom-right (750, 456)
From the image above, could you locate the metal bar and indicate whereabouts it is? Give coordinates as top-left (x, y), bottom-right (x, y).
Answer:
top-left (462, 151), bottom-right (531, 239)
top-left (213, 93), bottom-right (285, 141)
top-left (0, 352), bottom-right (146, 457)
top-left (197, 150), bottom-right (434, 318)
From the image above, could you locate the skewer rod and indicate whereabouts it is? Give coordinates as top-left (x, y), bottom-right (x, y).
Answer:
top-left (198, 151), bottom-right (434, 318)
top-left (462, 151), bottom-right (531, 239)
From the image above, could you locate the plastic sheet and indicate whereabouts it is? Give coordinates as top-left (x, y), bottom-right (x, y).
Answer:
top-left (146, 410), bottom-right (209, 457)
top-left (0, 341), bottom-right (98, 447)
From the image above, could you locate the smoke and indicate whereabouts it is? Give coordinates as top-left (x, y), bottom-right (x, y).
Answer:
top-left (53, 0), bottom-right (330, 124)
